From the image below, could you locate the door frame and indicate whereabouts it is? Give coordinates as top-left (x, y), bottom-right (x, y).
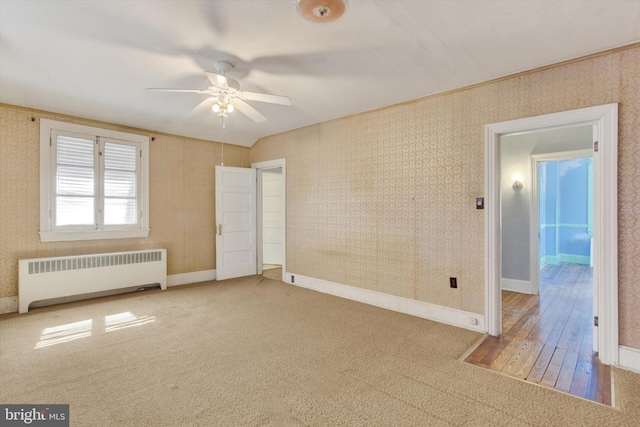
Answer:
top-left (530, 148), bottom-right (593, 298)
top-left (252, 158), bottom-right (286, 283)
top-left (485, 103), bottom-right (618, 365)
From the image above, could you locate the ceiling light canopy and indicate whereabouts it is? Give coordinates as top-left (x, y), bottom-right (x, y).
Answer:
top-left (296, 0), bottom-right (348, 22)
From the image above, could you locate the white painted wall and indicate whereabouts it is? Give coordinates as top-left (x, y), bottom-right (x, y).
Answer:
top-left (262, 168), bottom-right (283, 265)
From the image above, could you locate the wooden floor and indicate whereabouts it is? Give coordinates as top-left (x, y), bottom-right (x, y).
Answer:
top-left (464, 263), bottom-right (611, 405)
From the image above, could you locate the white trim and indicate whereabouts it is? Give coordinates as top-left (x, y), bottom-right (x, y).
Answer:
top-left (501, 278), bottom-right (537, 295)
top-left (484, 115), bottom-right (502, 337)
top-left (557, 254), bottom-right (591, 265)
top-left (167, 269), bottom-right (216, 287)
top-left (255, 170), bottom-right (264, 274)
top-left (485, 103), bottom-right (618, 365)
top-left (39, 119), bottom-right (150, 242)
top-left (252, 159), bottom-right (286, 283)
top-left (39, 229), bottom-right (150, 242)
top-left (0, 296), bottom-right (18, 314)
top-left (531, 149), bottom-right (593, 162)
top-left (541, 255), bottom-right (592, 266)
top-left (285, 272), bottom-right (485, 333)
top-left (618, 346), bottom-right (640, 374)
top-left (529, 152), bottom-right (541, 296)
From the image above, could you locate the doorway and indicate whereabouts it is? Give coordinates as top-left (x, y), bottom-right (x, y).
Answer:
top-left (253, 159), bottom-right (286, 283)
top-left (467, 105), bottom-right (618, 403)
top-left (531, 148), bottom-right (594, 304)
top-left (501, 127), bottom-right (593, 298)
top-left (260, 167), bottom-right (283, 280)
top-left (484, 128), bottom-right (605, 401)
top-left (483, 104), bottom-right (619, 367)
top-left (214, 159), bottom-right (286, 282)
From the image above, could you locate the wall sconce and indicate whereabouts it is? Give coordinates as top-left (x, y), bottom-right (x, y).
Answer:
top-left (512, 173), bottom-right (523, 190)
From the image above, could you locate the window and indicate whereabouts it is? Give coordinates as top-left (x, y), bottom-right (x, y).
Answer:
top-left (40, 119), bottom-right (149, 242)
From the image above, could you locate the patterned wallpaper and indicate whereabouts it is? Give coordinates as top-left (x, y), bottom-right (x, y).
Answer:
top-left (1, 46), bottom-right (638, 349)
top-left (0, 105), bottom-right (250, 299)
top-left (251, 45), bottom-right (640, 349)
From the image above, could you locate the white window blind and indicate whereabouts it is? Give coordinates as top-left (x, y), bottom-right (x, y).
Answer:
top-left (54, 132), bottom-right (96, 227)
top-left (40, 119), bottom-right (149, 242)
top-left (103, 140), bottom-right (139, 226)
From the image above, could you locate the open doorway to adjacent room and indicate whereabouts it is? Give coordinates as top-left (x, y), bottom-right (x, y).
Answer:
top-left (253, 159), bottom-right (286, 283)
top-left (260, 167), bottom-right (283, 280)
top-left (492, 127), bottom-right (607, 403)
top-left (466, 104), bottom-right (620, 405)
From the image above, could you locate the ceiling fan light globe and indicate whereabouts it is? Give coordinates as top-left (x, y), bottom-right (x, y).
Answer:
top-left (227, 104), bottom-right (234, 113)
top-left (212, 104), bottom-right (221, 113)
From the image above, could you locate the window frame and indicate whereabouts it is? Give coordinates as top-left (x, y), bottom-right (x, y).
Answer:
top-left (40, 119), bottom-right (150, 242)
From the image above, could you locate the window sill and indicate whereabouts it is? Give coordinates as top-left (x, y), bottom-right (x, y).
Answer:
top-left (39, 229), bottom-right (150, 243)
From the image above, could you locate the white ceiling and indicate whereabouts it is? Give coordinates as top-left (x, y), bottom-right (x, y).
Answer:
top-left (1, 1), bottom-right (639, 147)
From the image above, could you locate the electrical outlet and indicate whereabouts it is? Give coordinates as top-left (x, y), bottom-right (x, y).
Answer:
top-left (469, 317), bottom-right (478, 325)
top-left (291, 275), bottom-right (295, 283)
top-left (450, 277), bottom-right (457, 288)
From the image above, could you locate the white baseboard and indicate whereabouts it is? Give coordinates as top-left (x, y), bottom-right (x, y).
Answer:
top-left (541, 255), bottom-right (591, 267)
top-left (285, 272), bottom-right (485, 333)
top-left (558, 254), bottom-right (591, 265)
top-left (501, 278), bottom-right (537, 295)
top-left (618, 346), bottom-right (640, 373)
top-left (540, 255), bottom-right (557, 268)
top-left (0, 296), bottom-right (18, 314)
top-left (167, 269), bottom-right (216, 287)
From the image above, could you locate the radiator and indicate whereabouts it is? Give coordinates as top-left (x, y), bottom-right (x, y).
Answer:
top-left (18, 249), bottom-right (167, 313)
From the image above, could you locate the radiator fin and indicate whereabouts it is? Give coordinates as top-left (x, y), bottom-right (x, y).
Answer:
top-left (26, 250), bottom-right (163, 275)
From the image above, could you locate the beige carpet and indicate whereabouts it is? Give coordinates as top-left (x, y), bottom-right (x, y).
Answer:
top-left (1, 275), bottom-right (639, 426)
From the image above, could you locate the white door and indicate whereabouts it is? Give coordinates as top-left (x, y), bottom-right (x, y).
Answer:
top-left (215, 166), bottom-right (257, 280)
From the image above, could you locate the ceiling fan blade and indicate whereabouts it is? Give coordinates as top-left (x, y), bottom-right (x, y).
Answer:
top-left (146, 88), bottom-right (205, 93)
top-left (188, 97), bottom-right (216, 116)
top-left (241, 91), bottom-right (292, 106)
top-left (233, 100), bottom-right (267, 123)
top-left (205, 72), bottom-right (228, 89)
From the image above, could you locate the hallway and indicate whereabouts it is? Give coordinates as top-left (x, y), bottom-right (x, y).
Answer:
top-left (465, 263), bottom-right (610, 404)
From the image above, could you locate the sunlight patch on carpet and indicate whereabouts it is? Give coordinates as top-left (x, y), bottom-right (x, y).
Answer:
top-left (34, 312), bottom-right (155, 348)
top-left (105, 312), bottom-right (155, 332)
top-left (35, 319), bottom-right (92, 349)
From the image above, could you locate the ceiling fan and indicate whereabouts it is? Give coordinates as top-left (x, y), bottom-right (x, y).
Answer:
top-left (147, 61), bottom-right (292, 126)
